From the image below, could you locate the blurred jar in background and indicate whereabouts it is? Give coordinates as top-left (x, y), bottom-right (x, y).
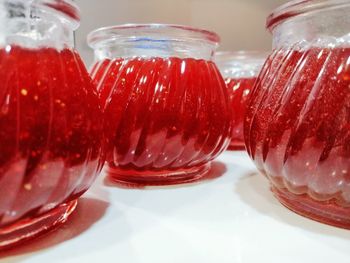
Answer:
top-left (89, 24), bottom-right (231, 186)
top-left (0, 0), bottom-right (104, 249)
top-left (215, 51), bottom-right (267, 150)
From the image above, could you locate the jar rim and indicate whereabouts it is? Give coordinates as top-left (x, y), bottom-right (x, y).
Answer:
top-left (87, 23), bottom-right (220, 49)
top-left (34, 0), bottom-right (80, 28)
top-left (267, 0), bottom-right (350, 32)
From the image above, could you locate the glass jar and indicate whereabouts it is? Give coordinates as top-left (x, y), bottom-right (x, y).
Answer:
top-left (0, 0), bottom-right (104, 248)
top-left (88, 24), bottom-right (231, 186)
top-left (245, 0), bottom-right (350, 228)
top-left (215, 51), bottom-right (267, 151)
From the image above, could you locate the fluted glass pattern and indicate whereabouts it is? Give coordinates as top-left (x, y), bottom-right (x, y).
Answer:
top-left (245, 44), bottom-right (350, 205)
top-left (0, 45), bottom-right (104, 228)
top-left (92, 57), bottom-right (231, 176)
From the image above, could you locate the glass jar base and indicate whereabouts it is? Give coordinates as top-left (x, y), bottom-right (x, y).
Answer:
top-left (107, 163), bottom-right (211, 187)
top-left (0, 199), bottom-right (77, 250)
top-left (271, 186), bottom-right (350, 229)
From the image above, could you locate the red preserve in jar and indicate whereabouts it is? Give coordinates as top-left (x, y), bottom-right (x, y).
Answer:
top-left (245, 0), bottom-right (350, 228)
top-left (215, 51), bottom-right (267, 150)
top-left (88, 24), bottom-right (231, 186)
top-left (0, 0), bottom-right (104, 248)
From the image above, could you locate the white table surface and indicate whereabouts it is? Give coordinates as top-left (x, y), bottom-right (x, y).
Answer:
top-left (2, 151), bottom-right (350, 263)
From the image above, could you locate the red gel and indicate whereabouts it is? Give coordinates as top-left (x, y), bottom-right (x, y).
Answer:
top-left (0, 46), bottom-right (103, 239)
top-left (225, 77), bottom-right (256, 150)
top-left (245, 47), bottom-right (350, 228)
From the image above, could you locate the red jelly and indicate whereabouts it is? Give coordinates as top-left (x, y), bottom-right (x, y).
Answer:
top-left (245, 0), bottom-right (350, 229)
top-left (0, 1), bottom-right (103, 249)
top-left (89, 24), bottom-right (231, 186)
top-left (215, 52), bottom-right (267, 150)
top-left (225, 77), bottom-right (256, 150)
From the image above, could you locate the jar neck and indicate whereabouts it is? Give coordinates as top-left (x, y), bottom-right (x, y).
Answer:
top-left (93, 39), bottom-right (216, 61)
top-left (270, 2), bottom-right (350, 49)
top-left (215, 52), bottom-right (268, 78)
top-left (217, 61), bottom-right (266, 78)
top-left (88, 24), bottom-right (220, 61)
top-left (0, 1), bottom-right (76, 50)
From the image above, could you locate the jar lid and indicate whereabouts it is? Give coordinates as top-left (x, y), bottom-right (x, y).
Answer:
top-left (267, 0), bottom-right (350, 32)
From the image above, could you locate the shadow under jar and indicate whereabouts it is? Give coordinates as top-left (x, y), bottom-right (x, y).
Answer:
top-left (0, 0), bottom-right (104, 248)
top-left (245, 0), bottom-right (350, 229)
top-left (88, 24), bottom-right (231, 186)
top-left (215, 51), bottom-right (267, 151)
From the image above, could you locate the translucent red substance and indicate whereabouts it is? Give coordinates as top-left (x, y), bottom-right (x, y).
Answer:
top-left (225, 77), bottom-right (256, 150)
top-left (0, 46), bottom-right (104, 230)
top-left (245, 47), bottom-right (350, 228)
top-left (92, 57), bottom-right (231, 185)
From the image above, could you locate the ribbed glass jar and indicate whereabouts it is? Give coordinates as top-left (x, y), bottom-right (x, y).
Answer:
top-left (0, 0), bottom-right (104, 248)
top-left (88, 24), bottom-right (231, 186)
top-left (215, 51), bottom-right (267, 150)
top-left (245, 0), bottom-right (350, 229)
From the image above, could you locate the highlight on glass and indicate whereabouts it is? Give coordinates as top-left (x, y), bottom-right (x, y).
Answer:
top-left (88, 24), bottom-right (232, 186)
top-left (0, 0), bottom-right (104, 248)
